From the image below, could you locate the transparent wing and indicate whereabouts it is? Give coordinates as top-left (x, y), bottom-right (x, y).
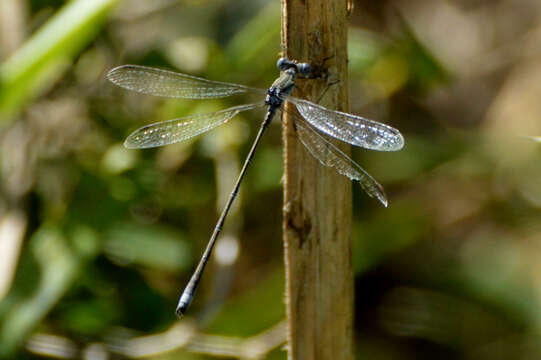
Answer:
top-left (290, 112), bottom-right (388, 207)
top-left (287, 97), bottom-right (404, 151)
top-left (124, 103), bottom-right (264, 149)
top-left (107, 65), bottom-right (266, 99)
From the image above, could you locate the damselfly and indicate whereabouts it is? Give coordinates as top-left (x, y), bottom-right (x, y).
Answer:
top-left (107, 58), bottom-right (404, 317)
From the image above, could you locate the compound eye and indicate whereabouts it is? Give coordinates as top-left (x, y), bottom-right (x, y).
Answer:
top-left (297, 62), bottom-right (311, 77)
top-left (277, 58), bottom-right (289, 71)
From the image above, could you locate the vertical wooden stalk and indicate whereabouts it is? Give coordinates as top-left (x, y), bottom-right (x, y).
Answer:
top-left (282, 1), bottom-right (353, 360)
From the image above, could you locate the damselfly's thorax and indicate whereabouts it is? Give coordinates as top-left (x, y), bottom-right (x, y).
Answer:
top-left (265, 69), bottom-right (296, 108)
top-left (265, 58), bottom-right (311, 108)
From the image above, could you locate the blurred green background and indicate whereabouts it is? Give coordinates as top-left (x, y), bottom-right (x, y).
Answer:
top-left (2, 0), bottom-right (541, 359)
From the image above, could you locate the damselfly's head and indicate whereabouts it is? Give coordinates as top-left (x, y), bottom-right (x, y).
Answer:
top-left (277, 58), bottom-right (311, 78)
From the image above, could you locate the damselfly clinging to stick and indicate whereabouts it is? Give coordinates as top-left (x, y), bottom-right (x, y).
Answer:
top-left (107, 58), bottom-right (404, 317)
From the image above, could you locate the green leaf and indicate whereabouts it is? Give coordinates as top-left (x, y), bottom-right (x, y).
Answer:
top-left (0, 0), bottom-right (119, 123)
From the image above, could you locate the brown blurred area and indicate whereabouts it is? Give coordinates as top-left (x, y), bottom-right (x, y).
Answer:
top-left (352, 1), bottom-right (541, 359)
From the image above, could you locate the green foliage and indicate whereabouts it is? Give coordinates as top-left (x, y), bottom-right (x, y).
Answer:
top-left (0, 0), bottom-right (119, 122)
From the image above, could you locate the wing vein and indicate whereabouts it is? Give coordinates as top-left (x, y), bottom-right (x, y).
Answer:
top-left (291, 113), bottom-right (388, 207)
top-left (124, 103), bottom-right (264, 149)
top-left (288, 97), bottom-right (404, 151)
top-left (107, 65), bottom-right (266, 99)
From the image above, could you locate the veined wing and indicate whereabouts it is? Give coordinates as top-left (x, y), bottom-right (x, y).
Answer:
top-left (107, 65), bottom-right (266, 99)
top-left (124, 103), bottom-right (264, 149)
top-left (287, 97), bottom-right (404, 151)
top-left (291, 113), bottom-right (388, 207)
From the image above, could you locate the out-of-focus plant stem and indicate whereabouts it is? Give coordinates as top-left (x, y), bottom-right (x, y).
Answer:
top-left (0, 0), bottom-right (119, 124)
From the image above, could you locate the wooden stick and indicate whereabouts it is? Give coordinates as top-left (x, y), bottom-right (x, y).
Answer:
top-left (281, 1), bottom-right (354, 359)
